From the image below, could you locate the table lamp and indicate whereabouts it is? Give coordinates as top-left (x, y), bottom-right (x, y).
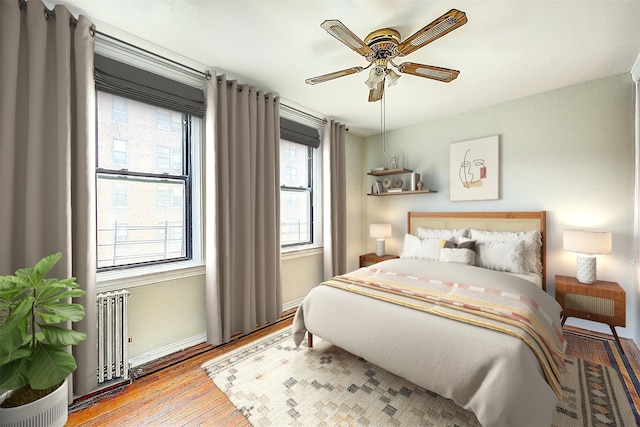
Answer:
top-left (370, 223), bottom-right (392, 256)
top-left (563, 229), bottom-right (612, 284)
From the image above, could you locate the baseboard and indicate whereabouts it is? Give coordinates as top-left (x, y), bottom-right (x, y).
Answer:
top-left (128, 302), bottom-right (301, 369)
top-left (283, 297), bottom-right (304, 312)
top-left (128, 332), bottom-right (207, 368)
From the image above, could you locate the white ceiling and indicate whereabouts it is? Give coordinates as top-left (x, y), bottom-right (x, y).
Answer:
top-left (54, 0), bottom-right (640, 136)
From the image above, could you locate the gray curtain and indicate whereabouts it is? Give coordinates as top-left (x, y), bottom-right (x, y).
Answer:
top-left (204, 73), bottom-right (282, 345)
top-left (323, 120), bottom-right (348, 279)
top-left (0, 0), bottom-right (97, 399)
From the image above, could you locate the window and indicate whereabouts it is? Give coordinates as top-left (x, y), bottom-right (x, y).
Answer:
top-left (112, 139), bottom-right (127, 164)
top-left (112, 182), bottom-right (128, 207)
top-left (157, 185), bottom-right (183, 208)
top-left (111, 96), bottom-right (128, 122)
top-left (156, 109), bottom-right (183, 133)
top-left (279, 117), bottom-right (321, 248)
top-left (94, 54), bottom-right (204, 273)
top-left (96, 91), bottom-right (194, 270)
top-left (157, 146), bottom-right (182, 171)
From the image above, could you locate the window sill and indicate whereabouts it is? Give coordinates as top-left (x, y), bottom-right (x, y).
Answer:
top-left (97, 260), bottom-right (205, 292)
top-left (281, 245), bottom-right (324, 260)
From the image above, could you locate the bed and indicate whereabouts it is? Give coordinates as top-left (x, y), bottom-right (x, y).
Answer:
top-left (292, 211), bottom-right (566, 427)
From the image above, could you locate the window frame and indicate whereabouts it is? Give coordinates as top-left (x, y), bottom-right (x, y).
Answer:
top-left (280, 143), bottom-right (314, 248)
top-left (95, 94), bottom-right (195, 272)
top-left (279, 115), bottom-right (323, 252)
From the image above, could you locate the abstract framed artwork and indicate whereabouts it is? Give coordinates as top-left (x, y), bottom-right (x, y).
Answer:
top-left (449, 135), bottom-right (499, 201)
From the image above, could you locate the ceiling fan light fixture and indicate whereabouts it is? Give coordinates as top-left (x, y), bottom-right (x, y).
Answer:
top-left (386, 69), bottom-right (401, 87)
top-left (327, 27), bottom-right (362, 49)
top-left (320, 20), bottom-right (374, 57)
top-left (308, 9), bottom-right (467, 101)
top-left (397, 62), bottom-right (460, 82)
top-left (365, 67), bottom-right (385, 89)
top-left (410, 17), bottom-right (459, 47)
top-left (415, 67), bottom-right (453, 80)
top-left (305, 66), bottom-right (364, 85)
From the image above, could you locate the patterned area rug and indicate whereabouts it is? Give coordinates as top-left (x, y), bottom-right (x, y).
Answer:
top-left (202, 328), bottom-right (637, 426)
top-left (563, 328), bottom-right (640, 424)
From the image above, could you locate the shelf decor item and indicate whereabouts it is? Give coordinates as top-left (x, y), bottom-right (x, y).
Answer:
top-left (410, 172), bottom-right (420, 191)
top-left (563, 229), bottom-right (612, 284)
top-left (370, 223), bottom-right (392, 256)
top-left (382, 177), bottom-right (392, 190)
top-left (388, 154), bottom-right (398, 170)
top-left (366, 168), bottom-right (436, 196)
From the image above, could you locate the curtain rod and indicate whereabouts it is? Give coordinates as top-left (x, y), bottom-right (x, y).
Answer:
top-left (21, 0), bottom-right (339, 130)
top-left (19, 0), bottom-right (79, 26)
top-left (281, 104), bottom-right (327, 125)
top-left (93, 28), bottom-right (325, 128)
top-left (19, 0), bottom-right (211, 80)
top-left (93, 29), bottom-right (211, 80)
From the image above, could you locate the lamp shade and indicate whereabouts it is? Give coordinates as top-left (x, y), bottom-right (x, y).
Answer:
top-left (365, 68), bottom-right (385, 89)
top-left (386, 69), bottom-right (401, 87)
top-left (370, 223), bottom-right (392, 239)
top-left (563, 229), bottom-right (612, 255)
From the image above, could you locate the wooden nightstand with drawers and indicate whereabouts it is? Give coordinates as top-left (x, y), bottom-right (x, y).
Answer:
top-left (359, 253), bottom-right (399, 268)
top-left (555, 274), bottom-right (626, 354)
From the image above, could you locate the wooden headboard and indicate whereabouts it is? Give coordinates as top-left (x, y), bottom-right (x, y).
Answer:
top-left (407, 211), bottom-right (547, 290)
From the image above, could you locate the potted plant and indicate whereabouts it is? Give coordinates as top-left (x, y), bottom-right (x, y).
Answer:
top-left (0, 252), bottom-right (87, 427)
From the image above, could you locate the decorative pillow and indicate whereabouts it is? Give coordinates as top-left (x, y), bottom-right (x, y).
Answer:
top-left (475, 240), bottom-right (527, 274)
top-left (416, 227), bottom-right (469, 242)
top-left (439, 238), bottom-right (476, 265)
top-left (469, 229), bottom-right (542, 274)
top-left (399, 234), bottom-right (442, 261)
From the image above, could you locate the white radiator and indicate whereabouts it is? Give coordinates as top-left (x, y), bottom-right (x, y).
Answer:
top-left (97, 290), bottom-right (131, 384)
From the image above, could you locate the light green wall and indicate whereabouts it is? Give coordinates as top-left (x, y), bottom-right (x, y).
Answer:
top-left (125, 73), bottom-right (637, 360)
top-left (345, 132), bottom-right (366, 271)
top-left (362, 73), bottom-right (636, 340)
top-left (281, 253), bottom-right (324, 303)
top-left (127, 275), bottom-right (206, 357)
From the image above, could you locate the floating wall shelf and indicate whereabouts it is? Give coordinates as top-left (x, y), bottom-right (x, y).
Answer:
top-left (367, 168), bottom-right (437, 196)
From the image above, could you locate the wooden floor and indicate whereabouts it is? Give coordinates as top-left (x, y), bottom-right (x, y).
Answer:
top-left (67, 319), bottom-right (640, 426)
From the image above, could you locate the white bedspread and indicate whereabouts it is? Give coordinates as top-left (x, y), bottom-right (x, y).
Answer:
top-left (292, 258), bottom-right (566, 427)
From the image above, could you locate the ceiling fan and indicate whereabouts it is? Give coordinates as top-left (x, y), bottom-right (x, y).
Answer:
top-left (305, 9), bottom-right (467, 102)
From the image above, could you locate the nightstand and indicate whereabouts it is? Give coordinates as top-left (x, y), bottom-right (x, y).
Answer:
top-left (359, 253), bottom-right (399, 267)
top-left (555, 274), bottom-right (626, 354)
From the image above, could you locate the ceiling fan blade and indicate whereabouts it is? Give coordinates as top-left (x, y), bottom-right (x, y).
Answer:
top-left (397, 62), bottom-right (460, 82)
top-left (368, 81), bottom-right (384, 102)
top-left (397, 9), bottom-right (467, 56)
top-left (305, 66), bottom-right (365, 85)
top-left (320, 20), bottom-right (375, 57)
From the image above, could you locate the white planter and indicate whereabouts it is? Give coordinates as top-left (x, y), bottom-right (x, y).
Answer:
top-left (0, 379), bottom-right (68, 427)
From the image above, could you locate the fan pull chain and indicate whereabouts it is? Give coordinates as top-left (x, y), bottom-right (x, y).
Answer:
top-left (380, 93), bottom-right (386, 152)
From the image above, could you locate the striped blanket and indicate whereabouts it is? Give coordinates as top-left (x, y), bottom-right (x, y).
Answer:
top-left (321, 267), bottom-right (567, 398)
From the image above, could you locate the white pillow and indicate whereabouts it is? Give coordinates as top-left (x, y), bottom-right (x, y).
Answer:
top-left (475, 240), bottom-right (527, 274)
top-left (439, 238), bottom-right (476, 265)
top-left (416, 227), bottom-right (469, 242)
top-left (399, 234), bottom-right (441, 261)
top-left (469, 229), bottom-right (542, 274)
